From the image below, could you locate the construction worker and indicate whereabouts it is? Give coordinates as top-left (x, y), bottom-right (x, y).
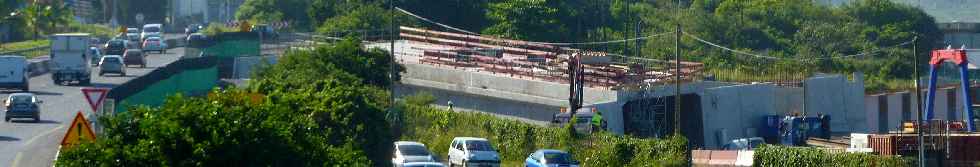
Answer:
top-left (447, 100), bottom-right (454, 111)
top-left (591, 109), bottom-right (604, 131)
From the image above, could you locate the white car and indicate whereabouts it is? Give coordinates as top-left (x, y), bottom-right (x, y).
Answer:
top-left (142, 37), bottom-right (168, 53)
top-left (393, 141), bottom-right (437, 167)
top-left (141, 24), bottom-right (163, 42)
top-left (98, 55), bottom-right (126, 76)
top-left (403, 162), bottom-right (445, 167)
top-left (448, 137), bottom-right (500, 167)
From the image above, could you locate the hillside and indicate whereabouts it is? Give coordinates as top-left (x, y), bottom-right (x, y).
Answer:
top-left (826, 0), bottom-right (980, 23)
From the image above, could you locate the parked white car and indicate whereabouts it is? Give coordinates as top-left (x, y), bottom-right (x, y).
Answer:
top-left (448, 137), bottom-right (500, 167)
top-left (393, 141), bottom-right (437, 167)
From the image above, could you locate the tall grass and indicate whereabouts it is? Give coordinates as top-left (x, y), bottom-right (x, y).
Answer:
top-left (396, 93), bottom-right (688, 166)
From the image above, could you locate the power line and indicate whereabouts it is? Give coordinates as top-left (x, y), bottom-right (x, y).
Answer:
top-left (683, 31), bottom-right (917, 61)
top-left (395, 7), bottom-right (674, 46)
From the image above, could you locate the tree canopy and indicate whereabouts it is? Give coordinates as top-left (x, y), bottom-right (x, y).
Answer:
top-left (57, 37), bottom-right (399, 167)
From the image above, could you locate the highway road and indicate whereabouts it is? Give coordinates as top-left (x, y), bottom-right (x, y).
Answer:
top-left (0, 35), bottom-right (186, 167)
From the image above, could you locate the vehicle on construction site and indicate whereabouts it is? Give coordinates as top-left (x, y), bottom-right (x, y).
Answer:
top-left (722, 137), bottom-right (765, 150)
top-left (50, 33), bottom-right (93, 85)
top-left (552, 106), bottom-right (604, 134)
top-left (759, 114), bottom-right (830, 146)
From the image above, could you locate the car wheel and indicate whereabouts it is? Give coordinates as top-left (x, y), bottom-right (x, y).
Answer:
top-left (141, 63), bottom-right (146, 68)
top-left (99, 72), bottom-right (104, 76)
top-left (4, 117), bottom-right (9, 122)
top-left (33, 115), bottom-right (40, 123)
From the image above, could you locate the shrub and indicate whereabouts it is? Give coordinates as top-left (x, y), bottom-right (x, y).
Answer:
top-left (398, 94), bottom-right (688, 166)
top-left (753, 145), bottom-right (911, 167)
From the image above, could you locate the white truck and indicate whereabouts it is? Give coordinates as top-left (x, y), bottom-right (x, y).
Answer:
top-left (50, 33), bottom-right (93, 85)
top-left (0, 55), bottom-right (29, 91)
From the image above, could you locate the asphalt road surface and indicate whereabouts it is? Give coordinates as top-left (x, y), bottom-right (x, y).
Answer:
top-left (0, 34), bottom-right (185, 167)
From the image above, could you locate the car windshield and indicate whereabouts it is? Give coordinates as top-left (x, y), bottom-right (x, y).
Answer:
top-left (398, 145), bottom-right (431, 156)
top-left (543, 153), bottom-right (573, 164)
top-left (109, 41), bottom-right (124, 47)
top-left (145, 27), bottom-right (161, 32)
top-left (127, 29), bottom-right (139, 33)
top-left (9, 95), bottom-right (32, 104)
top-left (103, 57), bottom-right (120, 63)
top-left (465, 140), bottom-right (493, 151)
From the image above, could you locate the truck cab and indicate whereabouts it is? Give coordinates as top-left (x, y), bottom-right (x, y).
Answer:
top-left (0, 55), bottom-right (29, 91)
top-left (50, 33), bottom-right (93, 85)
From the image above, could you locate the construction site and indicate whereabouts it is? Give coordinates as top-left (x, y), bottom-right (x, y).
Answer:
top-left (364, 25), bottom-right (980, 166)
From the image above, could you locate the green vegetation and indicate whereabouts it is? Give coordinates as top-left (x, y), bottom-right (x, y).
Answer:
top-left (239, 0), bottom-right (940, 92)
top-left (201, 23), bottom-right (238, 36)
top-left (0, 39), bottom-right (48, 58)
top-left (397, 93), bottom-right (689, 166)
top-left (66, 21), bottom-right (115, 39)
top-left (57, 38), bottom-right (399, 166)
top-left (754, 145), bottom-right (910, 167)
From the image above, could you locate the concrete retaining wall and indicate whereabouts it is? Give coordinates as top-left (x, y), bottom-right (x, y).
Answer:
top-left (804, 73), bottom-right (867, 133)
top-left (400, 63), bottom-right (618, 108)
top-left (700, 84), bottom-right (778, 148)
top-left (27, 56), bottom-right (50, 77)
top-left (864, 87), bottom-right (968, 133)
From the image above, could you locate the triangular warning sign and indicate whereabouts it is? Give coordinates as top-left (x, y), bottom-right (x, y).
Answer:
top-left (81, 88), bottom-right (109, 112)
top-left (61, 112), bottom-right (96, 148)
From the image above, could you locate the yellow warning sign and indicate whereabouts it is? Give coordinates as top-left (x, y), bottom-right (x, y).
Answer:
top-left (60, 112), bottom-right (96, 148)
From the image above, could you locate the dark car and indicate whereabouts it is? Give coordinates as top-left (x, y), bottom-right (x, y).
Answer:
top-left (251, 24), bottom-right (278, 40)
top-left (185, 24), bottom-right (202, 36)
top-left (123, 49), bottom-right (146, 68)
top-left (104, 39), bottom-right (127, 55)
top-left (4, 93), bottom-right (42, 122)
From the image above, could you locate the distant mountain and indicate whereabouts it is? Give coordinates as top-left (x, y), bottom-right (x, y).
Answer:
top-left (821, 0), bottom-right (980, 23)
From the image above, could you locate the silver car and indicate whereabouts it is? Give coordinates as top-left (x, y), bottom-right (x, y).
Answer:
top-left (99, 55), bottom-right (126, 76)
top-left (4, 93), bottom-right (42, 122)
top-left (393, 141), bottom-right (437, 167)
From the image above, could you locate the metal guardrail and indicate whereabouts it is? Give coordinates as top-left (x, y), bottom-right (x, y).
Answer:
top-left (0, 46), bottom-right (50, 55)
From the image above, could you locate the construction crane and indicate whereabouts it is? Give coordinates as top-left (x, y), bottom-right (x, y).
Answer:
top-left (923, 48), bottom-right (976, 132)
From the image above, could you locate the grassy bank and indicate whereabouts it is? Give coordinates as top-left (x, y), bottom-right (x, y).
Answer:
top-left (397, 93), bottom-right (688, 166)
top-left (0, 40), bottom-right (49, 58)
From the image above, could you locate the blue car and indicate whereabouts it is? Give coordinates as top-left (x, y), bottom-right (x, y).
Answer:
top-left (524, 149), bottom-right (579, 167)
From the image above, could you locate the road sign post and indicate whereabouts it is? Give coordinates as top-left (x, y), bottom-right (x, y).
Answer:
top-left (61, 111), bottom-right (96, 148)
top-left (81, 88), bottom-right (109, 113)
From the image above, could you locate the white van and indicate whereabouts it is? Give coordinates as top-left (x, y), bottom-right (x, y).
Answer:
top-left (141, 24), bottom-right (163, 42)
top-left (0, 55), bottom-right (29, 91)
top-left (50, 33), bottom-right (93, 85)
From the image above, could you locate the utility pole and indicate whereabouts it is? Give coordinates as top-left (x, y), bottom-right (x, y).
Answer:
top-left (32, 0), bottom-right (38, 40)
top-left (913, 36), bottom-right (924, 167)
top-left (674, 23), bottom-right (681, 135)
top-left (389, 0), bottom-right (397, 120)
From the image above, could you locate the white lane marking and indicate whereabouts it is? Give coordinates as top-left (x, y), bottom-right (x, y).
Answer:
top-left (11, 125), bottom-right (65, 167)
top-left (10, 152), bottom-right (23, 167)
top-left (25, 125), bottom-right (65, 147)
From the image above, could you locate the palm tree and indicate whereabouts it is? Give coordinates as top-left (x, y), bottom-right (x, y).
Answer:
top-left (24, 2), bottom-right (71, 39)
